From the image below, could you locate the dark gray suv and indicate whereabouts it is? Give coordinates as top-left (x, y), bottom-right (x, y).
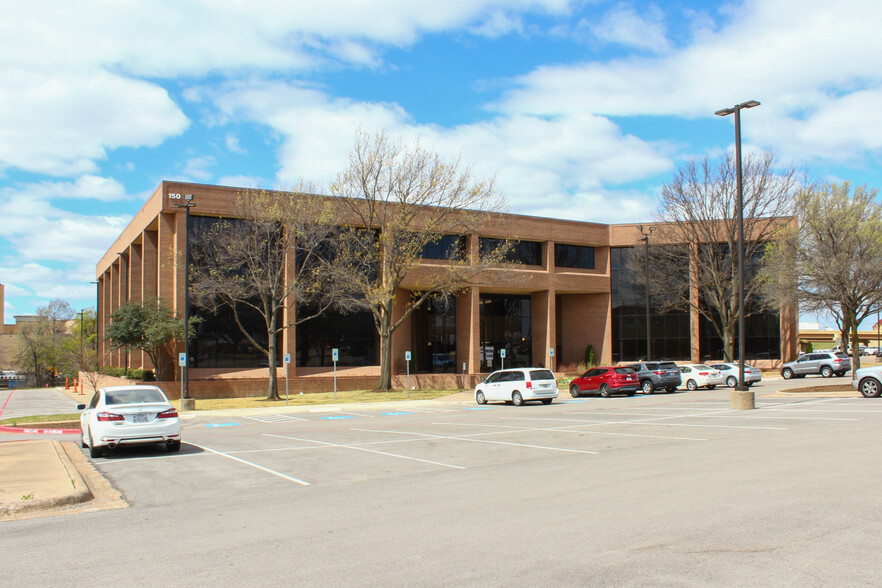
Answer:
top-left (625, 361), bottom-right (682, 394)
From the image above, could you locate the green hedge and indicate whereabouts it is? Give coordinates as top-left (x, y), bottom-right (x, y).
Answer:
top-left (99, 366), bottom-right (155, 381)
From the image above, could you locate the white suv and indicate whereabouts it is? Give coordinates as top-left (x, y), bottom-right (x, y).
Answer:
top-left (475, 368), bottom-right (559, 406)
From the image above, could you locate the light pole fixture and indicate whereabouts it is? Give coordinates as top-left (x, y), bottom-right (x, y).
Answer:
top-left (715, 99), bottom-right (760, 410)
top-left (636, 225), bottom-right (655, 361)
top-left (172, 194), bottom-right (195, 404)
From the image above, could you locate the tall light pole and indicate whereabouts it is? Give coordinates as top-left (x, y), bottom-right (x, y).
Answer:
top-left (172, 194), bottom-right (195, 407)
top-left (715, 99), bottom-right (760, 410)
top-left (637, 225), bottom-right (655, 361)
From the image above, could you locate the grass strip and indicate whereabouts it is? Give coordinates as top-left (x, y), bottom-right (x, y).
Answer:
top-left (176, 389), bottom-right (464, 411)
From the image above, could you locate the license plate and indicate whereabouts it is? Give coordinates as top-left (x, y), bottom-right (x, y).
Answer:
top-left (132, 413), bottom-right (148, 423)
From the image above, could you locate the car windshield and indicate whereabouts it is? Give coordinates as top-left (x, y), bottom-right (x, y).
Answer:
top-left (529, 369), bottom-right (555, 380)
top-left (104, 388), bottom-right (166, 405)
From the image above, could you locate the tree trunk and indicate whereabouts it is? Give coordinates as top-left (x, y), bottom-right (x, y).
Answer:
top-left (266, 313), bottom-right (280, 401)
top-left (849, 317), bottom-right (862, 373)
top-left (723, 329), bottom-right (734, 362)
top-left (377, 316), bottom-right (393, 391)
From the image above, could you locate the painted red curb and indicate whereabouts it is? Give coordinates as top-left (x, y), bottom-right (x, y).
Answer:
top-left (0, 426), bottom-right (80, 435)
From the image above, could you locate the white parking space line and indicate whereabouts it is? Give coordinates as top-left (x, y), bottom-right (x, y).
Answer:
top-left (242, 414), bottom-right (308, 423)
top-left (506, 415), bottom-right (788, 431)
top-left (339, 411), bottom-right (376, 418)
top-left (263, 434), bottom-right (466, 469)
top-left (432, 422), bottom-right (708, 442)
top-left (575, 410), bottom-right (858, 422)
top-left (356, 428), bottom-right (599, 454)
top-left (188, 442), bottom-right (311, 486)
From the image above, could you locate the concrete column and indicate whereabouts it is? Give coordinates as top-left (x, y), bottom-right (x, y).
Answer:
top-left (391, 288), bottom-right (411, 373)
top-left (283, 240), bottom-right (297, 378)
top-left (689, 244), bottom-right (701, 363)
top-left (456, 287), bottom-right (481, 375)
top-left (531, 290), bottom-right (556, 370)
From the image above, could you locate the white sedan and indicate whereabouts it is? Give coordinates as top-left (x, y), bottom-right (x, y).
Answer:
top-left (78, 385), bottom-right (182, 458)
top-left (678, 364), bottom-right (725, 390)
top-left (708, 363), bottom-right (762, 387)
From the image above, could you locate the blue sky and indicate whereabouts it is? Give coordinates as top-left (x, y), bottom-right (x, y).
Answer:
top-left (2, 0), bottom-right (881, 326)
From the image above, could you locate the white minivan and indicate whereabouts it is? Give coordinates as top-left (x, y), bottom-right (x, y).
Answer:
top-left (474, 368), bottom-right (559, 406)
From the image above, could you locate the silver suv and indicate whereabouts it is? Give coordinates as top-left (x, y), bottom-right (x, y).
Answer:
top-left (781, 352), bottom-right (851, 379)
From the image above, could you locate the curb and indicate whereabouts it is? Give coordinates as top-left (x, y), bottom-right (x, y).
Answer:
top-left (0, 441), bottom-right (93, 519)
top-left (0, 426), bottom-right (80, 435)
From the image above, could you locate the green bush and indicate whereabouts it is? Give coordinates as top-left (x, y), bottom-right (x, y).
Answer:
top-left (805, 342), bottom-right (814, 353)
top-left (585, 344), bottom-right (595, 367)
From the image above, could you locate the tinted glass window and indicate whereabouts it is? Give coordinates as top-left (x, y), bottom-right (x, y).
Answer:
top-left (645, 363), bottom-right (659, 370)
top-left (480, 238), bottom-right (542, 265)
top-left (659, 362), bottom-right (678, 370)
top-left (419, 235), bottom-right (464, 260)
top-left (486, 373), bottom-right (502, 383)
top-left (105, 388), bottom-right (166, 405)
top-left (529, 369), bottom-right (555, 381)
top-left (613, 367), bottom-right (634, 375)
top-left (504, 371), bottom-right (524, 382)
top-left (554, 244), bottom-right (595, 269)
top-left (834, 352), bottom-right (849, 359)
top-left (89, 392), bottom-right (100, 409)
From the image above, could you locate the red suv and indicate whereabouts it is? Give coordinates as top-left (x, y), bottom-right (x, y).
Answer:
top-left (569, 366), bottom-right (639, 398)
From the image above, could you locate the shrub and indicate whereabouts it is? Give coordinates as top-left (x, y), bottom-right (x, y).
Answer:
top-left (585, 344), bottom-right (595, 367)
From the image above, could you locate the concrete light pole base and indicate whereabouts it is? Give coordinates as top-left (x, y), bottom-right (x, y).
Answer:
top-left (180, 398), bottom-right (196, 411)
top-left (730, 390), bottom-right (755, 410)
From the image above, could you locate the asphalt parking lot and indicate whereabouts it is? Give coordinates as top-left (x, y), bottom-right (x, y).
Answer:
top-left (3, 386), bottom-right (881, 586)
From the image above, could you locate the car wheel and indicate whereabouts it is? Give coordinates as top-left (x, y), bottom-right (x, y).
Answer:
top-left (726, 376), bottom-right (737, 387)
top-left (512, 391), bottom-right (524, 406)
top-left (860, 378), bottom-right (882, 398)
top-left (821, 366), bottom-right (833, 378)
top-left (835, 371), bottom-right (846, 377)
top-left (476, 391), bottom-right (487, 405)
top-left (599, 384), bottom-right (611, 398)
top-left (167, 440), bottom-right (182, 452)
top-left (782, 368), bottom-right (793, 380)
top-left (88, 429), bottom-right (103, 459)
top-left (541, 398), bottom-right (553, 405)
top-left (641, 380), bottom-right (654, 394)
top-left (666, 386), bottom-right (677, 393)
top-left (80, 430), bottom-right (87, 449)
top-left (570, 384), bottom-right (580, 398)
top-left (686, 379), bottom-right (698, 391)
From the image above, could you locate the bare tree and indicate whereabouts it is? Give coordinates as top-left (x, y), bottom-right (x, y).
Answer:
top-left (190, 187), bottom-right (340, 401)
top-left (634, 151), bottom-right (800, 361)
top-left (760, 181), bottom-right (882, 372)
top-left (327, 130), bottom-right (514, 391)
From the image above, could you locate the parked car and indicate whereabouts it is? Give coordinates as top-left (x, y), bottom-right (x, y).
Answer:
top-left (569, 366), bottom-right (639, 397)
top-left (78, 385), bottom-right (182, 458)
top-left (780, 351), bottom-right (850, 379)
top-left (678, 364), bottom-right (724, 390)
top-left (625, 361), bottom-right (682, 394)
top-left (708, 363), bottom-right (762, 387)
top-left (474, 368), bottom-right (559, 406)
top-left (852, 365), bottom-right (882, 398)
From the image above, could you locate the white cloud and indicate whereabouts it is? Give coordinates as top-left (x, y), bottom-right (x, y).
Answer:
top-left (586, 3), bottom-right (669, 53)
top-left (0, 69), bottom-right (189, 176)
top-left (498, 0), bottom-right (882, 163)
top-left (0, 0), bottom-right (576, 176)
top-left (208, 80), bottom-right (671, 222)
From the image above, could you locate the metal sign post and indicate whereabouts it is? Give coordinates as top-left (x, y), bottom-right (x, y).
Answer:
top-left (405, 351), bottom-right (412, 398)
top-left (178, 353), bottom-right (186, 410)
top-left (284, 353), bottom-right (291, 405)
top-left (332, 348), bottom-right (339, 402)
top-left (500, 347), bottom-right (506, 371)
top-left (549, 347), bottom-right (555, 372)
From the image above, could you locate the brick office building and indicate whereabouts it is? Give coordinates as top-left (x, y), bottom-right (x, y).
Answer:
top-left (95, 181), bottom-right (798, 395)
